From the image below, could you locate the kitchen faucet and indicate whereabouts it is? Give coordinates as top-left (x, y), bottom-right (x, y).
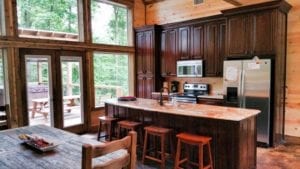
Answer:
top-left (159, 87), bottom-right (169, 106)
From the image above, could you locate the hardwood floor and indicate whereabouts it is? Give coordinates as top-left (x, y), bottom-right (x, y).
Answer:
top-left (81, 134), bottom-right (300, 169)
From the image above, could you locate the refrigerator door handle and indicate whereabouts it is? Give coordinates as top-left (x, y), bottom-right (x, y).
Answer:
top-left (238, 70), bottom-right (243, 107)
top-left (241, 70), bottom-right (246, 108)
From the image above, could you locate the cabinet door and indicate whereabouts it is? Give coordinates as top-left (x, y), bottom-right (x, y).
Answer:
top-left (217, 23), bottom-right (226, 77)
top-left (178, 26), bottom-right (190, 60)
top-left (136, 32), bottom-right (144, 75)
top-left (191, 25), bottom-right (204, 59)
top-left (136, 75), bottom-right (145, 98)
top-left (161, 31), bottom-right (167, 76)
top-left (204, 22), bottom-right (218, 77)
top-left (144, 30), bottom-right (154, 75)
top-left (144, 76), bottom-right (154, 99)
top-left (251, 10), bottom-right (274, 55)
top-left (166, 29), bottom-right (178, 76)
top-left (227, 15), bottom-right (249, 58)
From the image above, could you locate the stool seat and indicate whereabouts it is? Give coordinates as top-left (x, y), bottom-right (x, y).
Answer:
top-left (175, 132), bottom-right (214, 169)
top-left (144, 125), bottom-right (172, 134)
top-left (176, 133), bottom-right (211, 144)
top-left (142, 125), bottom-right (174, 169)
top-left (97, 116), bottom-right (119, 141)
top-left (118, 120), bottom-right (142, 128)
top-left (117, 120), bottom-right (143, 144)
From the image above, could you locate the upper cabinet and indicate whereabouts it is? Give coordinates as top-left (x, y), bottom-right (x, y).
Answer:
top-left (251, 10), bottom-right (274, 55)
top-left (136, 30), bottom-right (154, 75)
top-left (161, 29), bottom-right (178, 77)
top-left (225, 10), bottom-right (275, 58)
top-left (178, 26), bottom-right (190, 60)
top-left (204, 21), bottom-right (226, 77)
top-left (226, 15), bottom-right (249, 57)
top-left (191, 24), bottom-right (205, 60)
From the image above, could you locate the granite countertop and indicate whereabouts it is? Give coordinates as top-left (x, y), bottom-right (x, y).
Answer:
top-left (105, 98), bottom-right (260, 121)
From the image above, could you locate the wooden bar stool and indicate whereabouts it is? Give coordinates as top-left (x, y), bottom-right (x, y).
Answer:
top-left (174, 133), bottom-right (213, 169)
top-left (142, 125), bottom-right (174, 169)
top-left (97, 116), bottom-right (118, 141)
top-left (117, 120), bottom-right (142, 139)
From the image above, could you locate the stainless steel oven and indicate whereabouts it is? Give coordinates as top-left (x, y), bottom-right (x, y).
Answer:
top-left (173, 83), bottom-right (209, 103)
top-left (177, 60), bottom-right (203, 77)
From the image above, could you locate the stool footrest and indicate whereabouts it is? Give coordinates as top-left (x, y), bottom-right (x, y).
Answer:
top-left (178, 158), bottom-right (188, 164)
top-left (145, 155), bottom-right (162, 163)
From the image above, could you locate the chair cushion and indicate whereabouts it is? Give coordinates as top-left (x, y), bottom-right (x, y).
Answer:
top-left (92, 149), bottom-right (129, 169)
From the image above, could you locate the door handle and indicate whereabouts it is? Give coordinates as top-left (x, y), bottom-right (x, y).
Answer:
top-left (240, 70), bottom-right (245, 107)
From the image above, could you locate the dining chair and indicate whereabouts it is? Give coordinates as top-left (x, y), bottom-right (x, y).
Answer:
top-left (82, 131), bottom-right (137, 169)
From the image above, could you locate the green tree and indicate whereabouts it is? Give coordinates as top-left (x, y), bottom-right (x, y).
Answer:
top-left (17, 0), bottom-right (78, 33)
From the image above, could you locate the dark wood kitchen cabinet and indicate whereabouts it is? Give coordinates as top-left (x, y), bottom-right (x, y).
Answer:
top-left (191, 24), bottom-right (205, 59)
top-left (135, 25), bottom-right (161, 98)
top-left (204, 21), bottom-right (226, 77)
top-left (137, 75), bottom-right (154, 99)
top-left (222, 0), bottom-right (291, 146)
top-left (225, 10), bottom-right (275, 58)
top-left (178, 26), bottom-right (190, 60)
top-left (161, 29), bottom-right (178, 77)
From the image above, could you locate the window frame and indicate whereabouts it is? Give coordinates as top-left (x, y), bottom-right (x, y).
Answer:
top-left (0, 0), bottom-right (6, 36)
top-left (90, 0), bottom-right (133, 47)
top-left (15, 0), bottom-right (84, 42)
top-left (92, 51), bottom-right (134, 109)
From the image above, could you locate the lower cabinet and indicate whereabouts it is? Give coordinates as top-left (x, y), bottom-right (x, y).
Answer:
top-left (136, 75), bottom-right (154, 99)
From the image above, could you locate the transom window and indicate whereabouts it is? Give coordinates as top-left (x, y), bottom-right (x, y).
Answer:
top-left (16, 0), bottom-right (82, 41)
top-left (91, 0), bottom-right (129, 46)
top-left (93, 52), bottom-right (129, 107)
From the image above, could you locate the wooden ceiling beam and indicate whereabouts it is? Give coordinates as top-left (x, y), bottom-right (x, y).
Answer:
top-left (223, 0), bottom-right (242, 6)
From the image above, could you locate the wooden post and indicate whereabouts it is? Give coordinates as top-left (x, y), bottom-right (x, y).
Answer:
top-left (128, 131), bottom-right (137, 169)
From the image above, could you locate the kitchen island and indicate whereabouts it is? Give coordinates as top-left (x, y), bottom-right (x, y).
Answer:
top-left (105, 98), bottom-right (260, 169)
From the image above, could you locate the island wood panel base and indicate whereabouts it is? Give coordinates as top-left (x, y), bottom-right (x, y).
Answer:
top-left (105, 104), bottom-right (257, 169)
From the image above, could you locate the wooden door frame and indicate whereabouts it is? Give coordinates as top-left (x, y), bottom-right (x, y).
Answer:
top-left (56, 50), bottom-right (87, 133)
top-left (19, 48), bottom-right (87, 133)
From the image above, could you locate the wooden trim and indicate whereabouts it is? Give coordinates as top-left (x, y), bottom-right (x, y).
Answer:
top-left (101, 0), bottom-right (134, 7)
top-left (4, 0), bottom-right (16, 36)
top-left (0, 39), bottom-right (135, 53)
top-left (222, 0), bottom-right (292, 16)
top-left (223, 0), bottom-right (242, 6)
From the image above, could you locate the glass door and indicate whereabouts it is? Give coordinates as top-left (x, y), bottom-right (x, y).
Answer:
top-left (60, 56), bottom-right (84, 128)
top-left (0, 49), bottom-right (8, 130)
top-left (25, 55), bottom-right (53, 126)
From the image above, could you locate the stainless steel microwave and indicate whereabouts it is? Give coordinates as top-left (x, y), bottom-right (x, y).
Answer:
top-left (177, 60), bottom-right (203, 77)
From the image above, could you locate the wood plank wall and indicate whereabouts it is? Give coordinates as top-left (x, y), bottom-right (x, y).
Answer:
top-left (134, 0), bottom-right (146, 27)
top-left (133, 0), bottom-right (300, 136)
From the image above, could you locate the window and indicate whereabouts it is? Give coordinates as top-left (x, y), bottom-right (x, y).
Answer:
top-left (93, 53), bottom-right (130, 107)
top-left (16, 0), bottom-right (82, 41)
top-left (0, 0), bottom-right (5, 35)
top-left (91, 0), bottom-right (130, 46)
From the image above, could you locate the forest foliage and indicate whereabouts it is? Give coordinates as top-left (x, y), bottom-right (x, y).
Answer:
top-left (17, 0), bottom-right (129, 104)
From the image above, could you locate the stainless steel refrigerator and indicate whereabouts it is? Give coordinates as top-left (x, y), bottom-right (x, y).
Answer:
top-left (223, 59), bottom-right (273, 146)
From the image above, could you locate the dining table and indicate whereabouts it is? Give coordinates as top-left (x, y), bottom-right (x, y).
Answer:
top-left (0, 125), bottom-right (125, 169)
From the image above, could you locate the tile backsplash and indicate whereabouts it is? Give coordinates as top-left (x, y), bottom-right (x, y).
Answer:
top-left (164, 77), bottom-right (223, 95)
